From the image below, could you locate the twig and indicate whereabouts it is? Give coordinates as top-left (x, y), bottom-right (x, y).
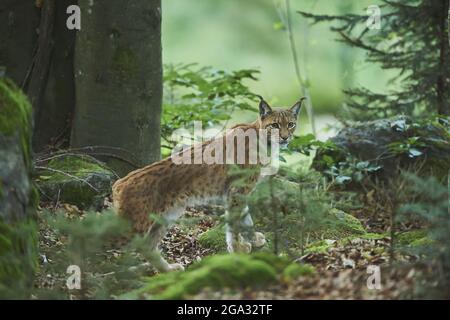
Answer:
top-left (35, 166), bottom-right (99, 192)
top-left (275, 0), bottom-right (317, 136)
top-left (34, 152), bottom-right (121, 179)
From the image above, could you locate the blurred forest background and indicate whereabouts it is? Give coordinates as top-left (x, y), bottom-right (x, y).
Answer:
top-left (0, 0), bottom-right (449, 300)
top-left (162, 0), bottom-right (393, 138)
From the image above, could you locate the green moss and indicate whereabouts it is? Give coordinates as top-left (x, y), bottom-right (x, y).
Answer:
top-left (29, 185), bottom-right (40, 209)
top-left (282, 263), bottom-right (315, 281)
top-left (45, 156), bottom-right (111, 182)
top-left (360, 232), bottom-right (388, 240)
top-left (319, 209), bottom-right (366, 239)
top-left (334, 209), bottom-right (366, 234)
top-left (0, 218), bottom-right (38, 299)
top-left (0, 79), bottom-right (32, 167)
top-left (409, 237), bottom-right (434, 247)
top-left (250, 252), bottom-right (291, 272)
top-left (0, 78), bottom-right (37, 298)
top-left (198, 224), bottom-right (226, 252)
top-left (128, 254), bottom-right (279, 300)
top-left (397, 230), bottom-right (431, 247)
top-left (305, 232), bottom-right (388, 254)
top-left (36, 155), bottom-right (114, 208)
top-left (112, 46), bottom-right (138, 79)
top-left (305, 240), bottom-right (332, 254)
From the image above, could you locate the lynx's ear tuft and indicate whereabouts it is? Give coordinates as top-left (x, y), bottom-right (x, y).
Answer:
top-left (290, 97), bottom-right (306, 118)
top-left (257, 95), bottom-right (272, 119)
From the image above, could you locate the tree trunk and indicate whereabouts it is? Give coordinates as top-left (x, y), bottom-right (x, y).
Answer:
top-left (0, 0), bottom-right (78, 152)
top-left (71, 0), bottom-right (162, 176)
top-left (437, 0), bottom-right (449, 116)
top-left (33, 0), bottom-right (77, 151)
top-left (0, 0), bottom-right (40, 85)
top-left (24, 0), bottom-right (56, 125)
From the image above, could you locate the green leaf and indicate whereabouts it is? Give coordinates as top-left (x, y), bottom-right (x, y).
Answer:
top-left (336, 176), bottom-right (352, 184)
top-left (273, 21), bottom-right (286, 31)
top-left (408, 148), bottom-right (423, 158)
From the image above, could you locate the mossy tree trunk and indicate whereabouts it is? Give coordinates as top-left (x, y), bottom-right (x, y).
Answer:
top-left (71, 0), bottom-right (162, 176)
top-left (0, 78), bottom-right (38, 298)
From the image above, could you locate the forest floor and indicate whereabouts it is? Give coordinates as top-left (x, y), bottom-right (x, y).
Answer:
top-left (163, 207), bottom-right (424, 299)
top-left (34, 197), bottom-right (431, 300)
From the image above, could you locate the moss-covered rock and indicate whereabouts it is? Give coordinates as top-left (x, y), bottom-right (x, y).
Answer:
top-left (198, 224), bottom-right (227, 252)
top-left (312, 116), bottom-right (450, 184)
top-left (0, 78), bottom-right (37, 298)
top-left (326, 208), bottom-right (366, 236)
top-left (36, 155), bottom-right (115, 209)
top-left (125, 253), bottom-right (312, 300)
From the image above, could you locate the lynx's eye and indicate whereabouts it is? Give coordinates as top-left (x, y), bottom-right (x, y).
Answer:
top-left (288, 122), bottom-right (296, 129)
top-left (271, 123), bottom-right (280, 129)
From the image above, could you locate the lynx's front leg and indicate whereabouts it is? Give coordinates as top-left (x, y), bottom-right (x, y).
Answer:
top-left (225, 192), bottom-right (266, 253)
top-left (145, 213), bottom-right (184, 272)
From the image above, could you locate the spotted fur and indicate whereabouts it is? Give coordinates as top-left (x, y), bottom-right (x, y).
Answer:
top-left (112, 97), bottom-right (305, 272)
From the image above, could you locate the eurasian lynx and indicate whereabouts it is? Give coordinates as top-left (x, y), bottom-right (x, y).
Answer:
top-left (112, 97), bottom-right (305, 272)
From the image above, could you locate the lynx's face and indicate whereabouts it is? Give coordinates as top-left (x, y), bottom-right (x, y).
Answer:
top-left (258, 98), bottom-right (305, 149)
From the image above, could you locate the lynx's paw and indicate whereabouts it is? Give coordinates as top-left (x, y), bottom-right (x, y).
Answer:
top-left (237, 234), bottom-right (252, 253)
top-left (252, 232), bottom-right (266, 248)
top-left (226, 233), bottom-right (252, 253)
top-left (166, 263), bottom-right (185, 272)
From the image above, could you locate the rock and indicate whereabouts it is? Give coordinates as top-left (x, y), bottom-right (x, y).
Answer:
top-left (342, 257), bottom-right (355, 269)
top-left (36, 155), bottom-right (116, 209)
top-left (0, 78), bottom-right (38, 298)
top-left (312, 116), bottom-right (450, 183)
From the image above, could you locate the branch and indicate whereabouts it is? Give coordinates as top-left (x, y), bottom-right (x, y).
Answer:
top-left (337, 31), bottom-right (387, 55)
top-left (35, 166), bottom-right (100, 192)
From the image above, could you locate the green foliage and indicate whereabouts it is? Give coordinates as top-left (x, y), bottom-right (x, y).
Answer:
top-left (396, 230), bottom-right (432, 247)
top-left (35, 210), bottom-right (153, 299)
top-left (288, 134), bottom-right (383, 185)
top-left (299, 0), bottom-right (450, 118)
top-left (310, 116), bottom-right (450, 185)
top-left (162, 63), bottom-right (259, 152)
top-left (386, 116), bottom-right (450, 179)
top-left (0, 218), bottom-right (38, 299)
top-left (244, 165), bottom-right (364, 256)
top-left (398, 174), bottom-right (450, 298)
